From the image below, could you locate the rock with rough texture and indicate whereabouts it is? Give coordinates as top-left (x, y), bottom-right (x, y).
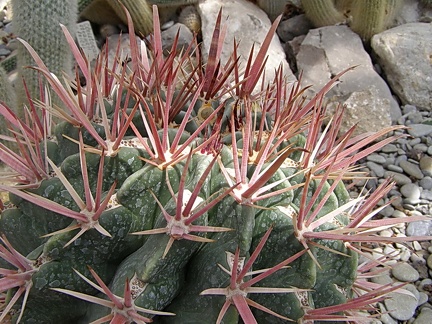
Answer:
top-left (296, 25), bottom-right (398, 136)
top-left (161, 23), bottom-right (194, 55)
top-left (371, 23), bottom-right (432, 111)
top-left (198, 0), bottom-right (296, 94)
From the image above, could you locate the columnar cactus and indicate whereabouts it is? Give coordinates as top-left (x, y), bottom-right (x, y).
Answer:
top-left (12, 0), bottom-right (77, 112)
top-left (0, 5), bottom-right (430, 324)
top-left (301, 0), bottom-right (403, 41)
top-left (79, 0), bottom-right (200, 35)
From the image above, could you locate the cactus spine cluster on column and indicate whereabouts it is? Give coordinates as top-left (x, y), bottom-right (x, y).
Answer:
top-left (0, 5), bottom-right (431, 324)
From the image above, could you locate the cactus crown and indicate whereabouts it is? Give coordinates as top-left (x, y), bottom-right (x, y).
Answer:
top-left (0, 5), bottom-right (430, 324)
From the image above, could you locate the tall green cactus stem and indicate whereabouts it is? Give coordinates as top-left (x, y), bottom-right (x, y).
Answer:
top-left (0, 66), bottom-right (15, 112)
top-left (349, 0), bottom-right (402, 41)
top-left (301, 0), bottom-right (402, 41)
top-left (105, 0), bottom-right (153, 36)
top-left (301, 0), bottom-right (346, 27)
top-left (80, 0), bottom-right (199, 36)
top-left (12, 0), bottom-right (77, 114)
top-left (0, 66), bottom-right (16, 146)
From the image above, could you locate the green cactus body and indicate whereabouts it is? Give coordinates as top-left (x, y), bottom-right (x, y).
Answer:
top-left (116, 163), bottom-right (182, 231)
top-left (312, 240), bottom-right (358, 309)
top-left (250, 208), bottom-right (316, 322)
top-left (1, 178), bottom-right (77, 255)
top-left (160, 196), bottom-right (248, 323)
top-left (0, 5), bottom-right (426, 323)
top-left (17, 260), bottom-right (115, 323)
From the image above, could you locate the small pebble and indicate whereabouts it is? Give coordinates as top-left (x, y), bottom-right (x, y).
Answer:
top-left (419, 156), bottom-right (432, 176)
top-left (420, 190), bottom-right (432, 201)
top-left (407, 124), bottom-right (432, 137)
top-left (413, 307), bottom-right (432, 324)
top-left (367, 154), bottom-right (387, 164)
top-left (400, 160), bottom-right (424, 179)
top-left (427, 254), bottom-right (432, 270)
top-left (392, 210), bottom-right (407, 218)
top-left (417, 292), bottom-right (429, 306)
top-left (392, 263), bottom-right (420, 282)
top-left (387, 164), bottom-right (405, 173)
top-left (367, 161), bottom-right (385, 177)
top-left (402, 105), bottom-right (417, 114)
top-left (419, 176), bottom-right (432, 190)
top-left (379, 303), bottom-right (398, 324)
top-left (380, 205), bottom-right (395, 217)
top-left (384, 291), bottom-right (418, 321)
top-left (413, 143), bottom-right (429, 153)
top-left (384, 171), bottom-right (412, 185)
top-left (407, 221), bottom-right (432, 237)
top-left (400, 183), bottom-right (421, 201)
top-left (382, 144), bottom-right (399, 153)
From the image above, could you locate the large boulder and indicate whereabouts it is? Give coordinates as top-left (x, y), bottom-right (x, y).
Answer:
top-left (198, 0), bottom-right (296, 94)
top-left (371, 23), bottom-right (432, 111)
top-left (296, 25), bottom-right (399, 136)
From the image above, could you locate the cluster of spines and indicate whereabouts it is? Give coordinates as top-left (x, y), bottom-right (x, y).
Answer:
top-left (0, 5), bottom-right (431, 324)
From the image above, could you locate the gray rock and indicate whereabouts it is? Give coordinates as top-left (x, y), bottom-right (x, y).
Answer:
top-left (384, 289), bottom-right (418, 321)
top-left (379, 205), bottom-right (395, 218)
top-left (371, 23), bottom-right (432, 111)
top-left (198, 0), bottom-right (296, 95)
top-left (413, 307), bottom-right (432, 324)
top-left (0, 44), bottom-right (10, 56)
top-left (384, 171), bottom-right (412, 186)
top-left (403, 104), bottom-right (417, 115)
top-left (400, 160), bottom-right (424, 180)
top-left (277, 14), bottom-right (312, 42)
top-left (420, 189), bottom-right (432, 201)
top-left (387, 164), bottom-right (404, 173)
top-left (413, 143), bottom-right (429, 153)
top-left (419, 156), bottom-right (432, 176)
top-left (419, 176), bottom-right (432, 190)
top-left (296, 25), bottom-right (396, 136)
top-left (408, 124), bottom-right (432, 137)
top-left (367, 154), bottom-right (387, 164)
top-left (391, 263), bottom-right (420, 282)
top-left (392, 210), bottom-right (407, 218)
top-left (381, 144), bottom-right (399, 153)
top-left (367, 161), bottom-right (385, 177)
top-left (161, 23), bottom-right (194, 55)
top-left (407, 220), bottom-right (432, 237)
top-left (417, 292), bottom-right (429, 306)
top-left (106, 34), bottom-right (141, 69)
top-left (428, 254), bottom-right (432, 270)
top-left (394, 0), bottom-right (422, 25)
top-left (379, 303), bottom-right (398, 324)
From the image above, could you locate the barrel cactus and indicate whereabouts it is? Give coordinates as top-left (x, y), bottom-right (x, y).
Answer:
top-left (0, 6), bottom-right (430, 324)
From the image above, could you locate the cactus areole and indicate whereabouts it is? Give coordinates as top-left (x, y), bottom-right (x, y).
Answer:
top-left (0, 5), bottom-right (430, 324)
